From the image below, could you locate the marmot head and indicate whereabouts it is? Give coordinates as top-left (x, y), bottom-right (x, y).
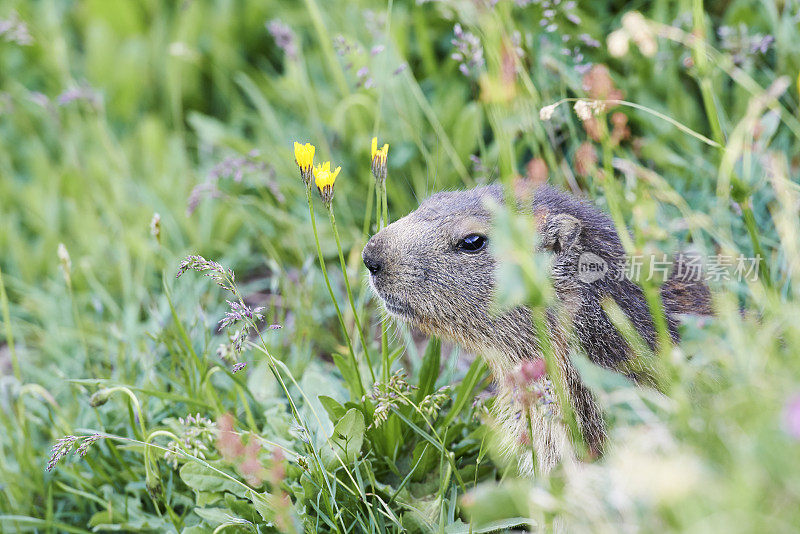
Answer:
top-left (362, 186), bottom-right (499, 344)
top-left (361, 185), bottom-right (604, 350)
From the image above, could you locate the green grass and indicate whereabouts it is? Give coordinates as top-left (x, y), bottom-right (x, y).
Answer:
top-left (1, 0), bottom-right (800, 532)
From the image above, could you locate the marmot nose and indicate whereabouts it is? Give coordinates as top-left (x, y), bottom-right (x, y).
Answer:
top-left (362, 240), bottom-right (383, 275)
top-left (363, 255), bottom-right (382, 275)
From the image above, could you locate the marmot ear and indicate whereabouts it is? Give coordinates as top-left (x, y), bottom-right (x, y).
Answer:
top-left (543, 213), bottom-right (583, 254)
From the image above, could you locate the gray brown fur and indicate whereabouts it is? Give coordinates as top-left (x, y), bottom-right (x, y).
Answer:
top-left (362, 184), bottom-right (711, 472)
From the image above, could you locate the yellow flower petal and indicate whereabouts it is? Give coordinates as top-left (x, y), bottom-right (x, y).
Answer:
top-left (313, 161), bottom-right (330, 175)
top-left (313, 161), bottom-right (339, 190)
top-left (294, 141), bottom-right (315, 169)
top-left (371, 137), bottom-right (378, 161)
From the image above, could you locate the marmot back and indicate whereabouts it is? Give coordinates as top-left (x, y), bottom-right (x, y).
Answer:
top-left (362, 184), bottom-right (711, 472)
top-left (531, 185), bottom-right (712, 365)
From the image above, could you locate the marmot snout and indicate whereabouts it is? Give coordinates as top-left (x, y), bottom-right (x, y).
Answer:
top-left (363, 184), bottom-right (711, 473)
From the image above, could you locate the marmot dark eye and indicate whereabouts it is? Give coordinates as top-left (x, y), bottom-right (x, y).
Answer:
top-left (458, 234), bottom-right (487, 253)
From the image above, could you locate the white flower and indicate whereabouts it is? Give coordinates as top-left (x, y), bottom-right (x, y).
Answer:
top-left (573, 100), bottom-right (593, 121)
top-left (573, 100), bottom-right (607, 121)
top-left (607, 29), bottom-right (630, 58)
top-left (622, 11), bottom-right (657, 57)
top-left (539, 103), bottom-right (557, 121)
top-left (622, 11), bottom-right (648, 39)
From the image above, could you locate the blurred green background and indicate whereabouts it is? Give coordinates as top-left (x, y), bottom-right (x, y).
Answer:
top-left (1, 0), bottom-right (800, 532)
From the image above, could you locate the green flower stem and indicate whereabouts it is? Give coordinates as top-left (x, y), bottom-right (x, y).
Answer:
top-left (655, 22), bottom-right (800, 140)
top-left (92, 386), bottom-right (154, 492)
top-left (145, 429), bottom-right (179, 443)
top-left (381, 184), bottom-right (389, 229)
top-left (199, 366), bottom-right (227, 416)
top-left (376, 180), bottom-right (391, 382)
top-left (375, 178), bottom-right (382, 230)
top-left (11, 399), bottom-right (32, 477)
top-left (361, 178), bottom-right (375, 239)
top-left (327, 208), bottom-right (376, 383)
top-left (100, 387), bottom-right (148, 440)
top-left (163, 277), bottom-right (203, 397)
top-left (598, 119), bottom-right (675, 368)
top-left (305, 186), bottom-right (366, 397)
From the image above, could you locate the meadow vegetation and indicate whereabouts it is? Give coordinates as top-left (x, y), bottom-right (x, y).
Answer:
top-left (1, 0), bottom-right (799, 532)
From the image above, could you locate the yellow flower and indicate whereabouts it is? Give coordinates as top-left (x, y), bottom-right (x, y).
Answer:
top-left (313, 161), bottom-right (340, 189)
top-left (294, 141), bottom-right (315, 184)
top-left (370, 137), bottom-right (389, 184)
top-left (294, 142), bottom-right (315, 168)
top-left (313, 161), bottom-right (341, 207)
top-left (370, 137), bottom-right (388, 165)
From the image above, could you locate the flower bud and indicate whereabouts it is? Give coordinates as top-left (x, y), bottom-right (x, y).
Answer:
top-left (89, 388), bottom-right (111, 407)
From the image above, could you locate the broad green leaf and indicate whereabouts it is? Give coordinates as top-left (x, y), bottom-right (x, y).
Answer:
top-left (193, 507), bottom-right (240, 527)
top-left (88, 509), bottom-right (124, 527)
top-left (196, 491), bottom-right (223, 507)
top-left (458, 480), bottom-right (537, 529)
top-left (249, 490), bottom-right (275, 523)
top-left (180, 462), bottom-right (248, 498)
top-left (225, 494), bottom-right (260, 524)
top-left (318, 395), bottom-right (346, 422)
top-left (446, 517), bottom-right (535, 534)
top-left (323, 407), bottom-right (365, 467)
